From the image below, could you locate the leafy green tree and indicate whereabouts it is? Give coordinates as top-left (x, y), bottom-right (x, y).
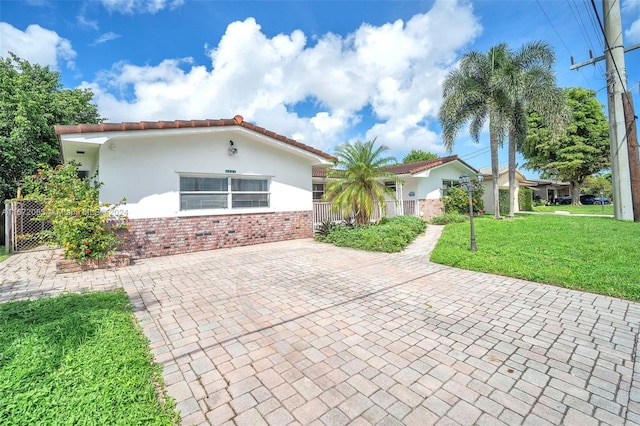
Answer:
top-left (402, 149), bottom-right (438, 163)
top-left (0, 53), bottom-right (102, 202)
top-left (582, 172), bottom-right (613, 199)
top-left (440, 44), bottom-right (512, 219)
top-left (324, 140), bottom-right (400, 225)
top-left (522, 87), bottom-right (609, 204)
top-left (501, 41), bottom-right (566, 217)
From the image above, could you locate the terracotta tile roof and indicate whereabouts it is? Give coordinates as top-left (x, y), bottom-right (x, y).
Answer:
top-left (55, 115), bottom-right (336, 161)
top-left (312, 155), bottom-right (476, 178)
top-left (312, 167), bottom-right (329, 178)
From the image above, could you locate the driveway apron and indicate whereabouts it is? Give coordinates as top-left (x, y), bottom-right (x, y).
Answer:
top-left (1, 232), bottom-right (638, 426)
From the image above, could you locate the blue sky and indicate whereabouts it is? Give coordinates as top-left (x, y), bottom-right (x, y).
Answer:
top-left (2, 0), bottom-right (640, 177)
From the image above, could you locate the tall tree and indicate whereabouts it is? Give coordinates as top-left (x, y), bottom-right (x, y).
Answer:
top-left (501, 41), bottom-right (566, 217)
top-left (402, 149), bottom-right (438, 163)
top-left (440, 44), bottom-right (512, 219)
top-left (522, 87), bottom-right (609, 204)
top-left (0, 53), bottom-right (102, 202)
top-left (324, 139), bottom-right (400, 225)
top-left (582, 172), bottom-right (612, 199)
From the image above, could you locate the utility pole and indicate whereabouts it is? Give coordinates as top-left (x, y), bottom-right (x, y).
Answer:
top-left (571, 0), bottom-right (639, 221)
top-left (604, 0), bottom-right (635, 220)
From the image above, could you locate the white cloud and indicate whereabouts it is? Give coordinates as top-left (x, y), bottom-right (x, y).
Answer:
top-left (85, 0), bottom-right (481, 153)
top-left (92, 32), bottom-right (121, 45)
top-left (78, 15), bottom-right (99, 31)
top-left (623, 0), bottom-right (640, 42)
top-left (100, 0), bottom-right (184, 14)
top-left (622, 0), bottom-right (640, 12)
top-left (626, 19), bottom-right (640, 42)
top-left (0, 23), bottom-right (76, 69)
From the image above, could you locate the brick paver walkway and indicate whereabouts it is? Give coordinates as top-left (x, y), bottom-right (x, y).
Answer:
top-left (1, 229), bottom-right (639, 425)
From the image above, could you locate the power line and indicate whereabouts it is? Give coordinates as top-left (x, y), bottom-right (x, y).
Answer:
top-left (535, 0), bottom-right (593, 88)
top-left (570, 0), bottom-right (606, 76)
top-left (589, 0), bottom-right (626, 89)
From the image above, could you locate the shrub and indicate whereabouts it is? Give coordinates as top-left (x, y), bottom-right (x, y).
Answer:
top-left (316, 215), bottom-right (426, 253)
top-left (444, 184), bottom-right (484, 214)
top-left (499, 188), bottom-right (509, 215)
top-left (430, 212), bottom-right (468, 225)
top-left (500, 187), bottom-right (534, 213)
top-left (519, 187), bottom-right (533, 211)
top-left (315, 219), bottom-right (338, 237)
top-left (22, 163), bottom-right (127, 262)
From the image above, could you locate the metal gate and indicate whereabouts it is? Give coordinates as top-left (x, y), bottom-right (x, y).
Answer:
top-left (4, 200), bottom-right (54, 252)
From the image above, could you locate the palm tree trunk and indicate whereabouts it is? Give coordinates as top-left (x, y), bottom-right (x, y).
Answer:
top-left (508, 124), bottom-right (516, 217)
top-left (490, 130), bottom-right (502, 219)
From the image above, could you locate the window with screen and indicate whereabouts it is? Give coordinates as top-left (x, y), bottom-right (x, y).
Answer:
top-left (180, 176), bottom-right (270, 211)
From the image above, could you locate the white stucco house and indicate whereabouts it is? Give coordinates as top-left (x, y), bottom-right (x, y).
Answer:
top-left (55, 115), bottom-right (335, 258)
top-left (312, 155), bottom-right (479, 221)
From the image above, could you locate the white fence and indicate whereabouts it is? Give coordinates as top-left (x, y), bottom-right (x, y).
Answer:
top-left (313, 199), bottom-right (418, 226)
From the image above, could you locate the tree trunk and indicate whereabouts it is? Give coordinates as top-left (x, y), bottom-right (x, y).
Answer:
top-left (508, 125), bottom-right (516, 218)
top-left (570, 182), bottom-right (581, 205)
top-left (490, 130), bottom-right (501, 219)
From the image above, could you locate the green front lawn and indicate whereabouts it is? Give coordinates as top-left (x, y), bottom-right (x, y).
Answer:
top-left (533, 204), bottom-right (614, 215)
top-left (0, 253), bottom-right (9, 263)
top-left (0, 290), bottom-right (178, 425)
top-left (430, 214), bottom-right (640, 301)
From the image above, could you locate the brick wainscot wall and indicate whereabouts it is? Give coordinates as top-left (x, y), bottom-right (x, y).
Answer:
top-left (121, 211), bottom-right (313, 259)
top-left (418, 199), bottom-right (445, 221)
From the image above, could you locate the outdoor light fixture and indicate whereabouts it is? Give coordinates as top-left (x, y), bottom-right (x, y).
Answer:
top-left (460, 173), bottom-right (483, 251)
top-left (228, 140), bottom-right (238, 156)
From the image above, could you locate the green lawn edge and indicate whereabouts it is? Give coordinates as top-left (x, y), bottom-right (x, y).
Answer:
top-left (430, 214), bottom-right (640, 301)
top-left (0, 289), bottom-right (179, 425)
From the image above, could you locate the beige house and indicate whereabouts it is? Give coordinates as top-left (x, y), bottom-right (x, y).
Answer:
top-left (313, 155), bottom-right (479, 222)
top-left (479, 167), bottom-right (536, 214)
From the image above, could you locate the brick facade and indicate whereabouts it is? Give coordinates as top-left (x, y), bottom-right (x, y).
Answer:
top-left (56, 250), bottom-right (131, 274)
top-left (120, 211), bottom-right (313, 259)
top-left (418, 199), bottom-right (445, 221)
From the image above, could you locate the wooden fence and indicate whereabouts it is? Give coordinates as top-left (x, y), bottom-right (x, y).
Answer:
top-left (313, 199), bottom-right (418, 226)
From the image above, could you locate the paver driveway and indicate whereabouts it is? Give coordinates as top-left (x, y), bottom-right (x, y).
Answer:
top-left (1, 233), bottom-right (639, 426)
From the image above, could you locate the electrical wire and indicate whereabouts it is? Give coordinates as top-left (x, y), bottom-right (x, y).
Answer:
top-left (535, 0), bottom-right (594, 88)
top-left (569, 0), bottom-right (606, 77)
top-left (589, 0), bottom-right (627, 90)
top-left (581, 0), bottom-right (608, 78)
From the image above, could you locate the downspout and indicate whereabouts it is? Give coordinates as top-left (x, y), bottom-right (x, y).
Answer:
top-left (398, 181), bottom-right (404, 215)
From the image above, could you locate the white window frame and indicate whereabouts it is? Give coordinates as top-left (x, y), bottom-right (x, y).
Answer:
top-left (312, 183), bottom-right (325, 201)
top-left (179, 174), bottom-right (270, 212)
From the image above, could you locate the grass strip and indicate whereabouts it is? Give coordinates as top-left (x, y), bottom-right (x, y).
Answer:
top-left (430, 214), bottom-right (640, 301)
top-left (0, 289), bottom-right (178, 425)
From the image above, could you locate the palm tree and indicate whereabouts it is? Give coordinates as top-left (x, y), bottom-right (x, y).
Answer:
top-left (502, 41), bottom-right (566, 217)
top-left (324, 139), bottom-right (400, 225)
top-left (439, 44), bottom-right (512, 219)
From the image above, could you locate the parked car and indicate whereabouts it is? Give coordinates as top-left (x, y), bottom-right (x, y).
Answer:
top-left (555, 194), bottom-right (597, 205)
top-left (555, 195), bottom-right (573, 205)
top-left (579, 194), bottom-right (597, 205)
top-left (592, 197), bottom-right (611, 205)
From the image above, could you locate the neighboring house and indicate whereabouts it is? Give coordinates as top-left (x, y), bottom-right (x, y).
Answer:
top-left (526, 179), bottom-right (571, 204)
top-left (478, 167), bottom-right (537, 214)
top-left (312, 155), bottom-right (479, 221)
top-left (55, 115), bottom-right (335, 259)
